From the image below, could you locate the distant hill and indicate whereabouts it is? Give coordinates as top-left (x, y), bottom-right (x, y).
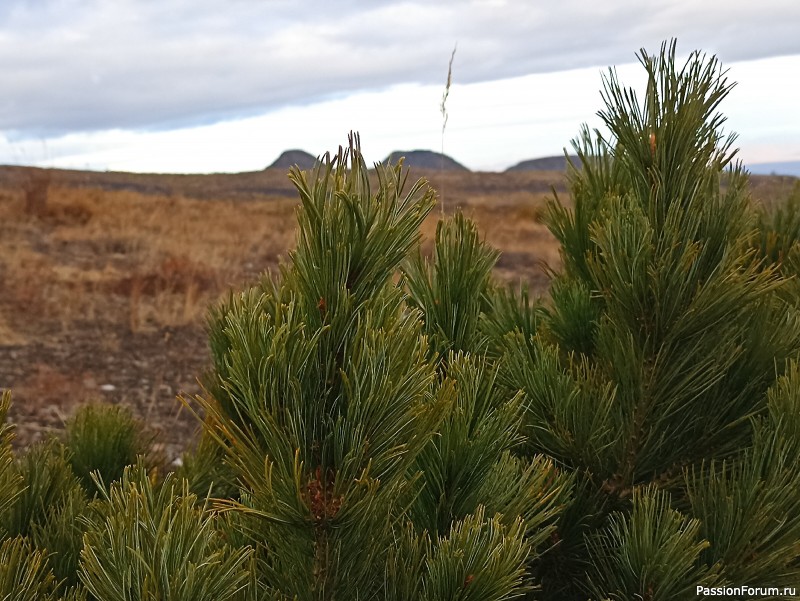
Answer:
top-left (505, 155), bottom-right (582, 172)
top-left (267, 149), bottom-right (319, 171)
top-left (748, 161), bottom-right (800, 177)
top-left (383, 150), bottom-right (469, 171)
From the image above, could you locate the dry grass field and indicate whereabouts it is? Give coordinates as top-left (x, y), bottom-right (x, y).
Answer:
top-left (0, 163), bottom-right (796, 462)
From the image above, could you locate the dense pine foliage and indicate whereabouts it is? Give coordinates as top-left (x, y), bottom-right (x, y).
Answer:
top-left (0, 41), bottom-right (799, 600)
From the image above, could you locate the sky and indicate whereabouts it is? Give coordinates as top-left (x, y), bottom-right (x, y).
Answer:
top-left (0, 0), bottom-right (799, 174)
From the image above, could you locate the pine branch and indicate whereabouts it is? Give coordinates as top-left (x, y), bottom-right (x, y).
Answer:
top-left (403, 211), bottom-right (499, 359)
top-left (585, 485), bottom-right (719, 601)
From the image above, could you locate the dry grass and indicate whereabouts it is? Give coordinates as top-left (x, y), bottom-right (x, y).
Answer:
top-left (3, 165), bottom-right (796, 345)
top-left (0, 165), bottom-right (564, 343)
top-left (0, 164), bottom-right (794, 455)
top-left (1, 182), bottom-right (298, 339)
top-left (4, 165), bottom-right (792, 344)
top-left (21, 169), bottom-right (51, 217)
top-left (749, 174), bottom-right (800, 211)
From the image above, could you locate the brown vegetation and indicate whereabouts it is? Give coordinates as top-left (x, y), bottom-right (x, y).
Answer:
top-left (0, 164), bottom-right (794, 461)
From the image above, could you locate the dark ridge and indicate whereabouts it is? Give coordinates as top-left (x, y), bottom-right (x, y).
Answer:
top-left (505, 155), bottom-right (582, 172)
top-left (383, 150), bottom-right (470, 171)
top-left (0, 165), bottom-right (299, 201)
top-left (267, 149), bottom-right (320, 171)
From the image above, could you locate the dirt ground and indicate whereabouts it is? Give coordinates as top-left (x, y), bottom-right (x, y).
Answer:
top-left (0, 164), bottom-right (571, 464)
top-left (0, 322), bottom-right (207, 464)
top-left (1, 164), bottom-right (795, 464)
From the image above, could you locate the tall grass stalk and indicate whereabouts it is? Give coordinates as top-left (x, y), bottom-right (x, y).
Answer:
top-left (440, 44), bottom-right (456, 215)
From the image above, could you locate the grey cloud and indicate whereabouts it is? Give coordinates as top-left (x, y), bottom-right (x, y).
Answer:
top-left (1, 0), bottom-right (798, 138)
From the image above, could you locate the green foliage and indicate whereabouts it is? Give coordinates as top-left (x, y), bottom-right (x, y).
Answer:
top-left (383, 522), bottom-right (431, 601)
top-left (409, 352), bottom-right (572, 546)
top-left (199, 136), bottom-right (450, 599)
top-left (177, 424), bottom-right (240, 500)
top-left (500, 336), bottom-right (618, 477)
top-left (686, 361), bottom-right (800, 589)
top-left (0, 536), bottom-right (61, 601)
top-left (544, 277), bottom-right (600, 357)
top-left (752, 182), bottom-right (800, 305)
top-left (79, 464), bottom-right (253, 601)
top-left (64, 402), bottom-right (153, 493)
top-left (385, 508), bottom-right (532, 601)
top-left (31, 484), bottom-right (89, 587)
top-left (479, 282), bottom-right (543, 359)
top-left (0, 392), bottom-right (23, 530)
top-left (533, 475), bottom-right (611, 600)
top-left (0, 437), bottom-right (90, 590)
top-left (3, 40), bottom-right (799, 600)
top-left (400, 207), bottom-right (574, 574)
top-left (536, 40), bottom-right (800, 484)
top-left (409, 354), bottom-right (521, 534)
top-left (585, 486), bottom-right (718, 601)
top-left (598, 43), bottom-right (741, 221)
top-left (58, 586), bottom-right (89, 601)
top-left (195, 135), bottom-right (558, 599)
top-left (403, 211), bottom-right (499, 358)
top-left (422, 507), bottom-right (531, 601)
top-left (288, 134), bottom-right (435, 330)
top-left (489, 40), bottom-right (800, 598)
top-left (547, 39), bottom-right (751, 290)
top-left (2, 439), bottom-right (83, 538)
top-left (545, 126), bottom-right (622, 284)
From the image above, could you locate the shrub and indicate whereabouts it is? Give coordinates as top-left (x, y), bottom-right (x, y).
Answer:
top-left (0, 437), bottom-right (90, 590)
top-left (0, 392), bottom-right (22, 532)
top-left (499, 40), bottom-right (800, 598)
top-left (78, 464), bottom-right (254, 601)
top-left (3, 39), bottom-right (799, 600)
top-left (195, 135), bottom-right (571, 598)
top-left (0, 536), bottom-right (60, 601)
top-left (64, 402), bottom-right (154, 494)
top-left (2, 439), bottom-right (83, 539)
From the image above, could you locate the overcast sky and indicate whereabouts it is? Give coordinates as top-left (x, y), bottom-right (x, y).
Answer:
top-left (1, 0), bottom-right (799, 173)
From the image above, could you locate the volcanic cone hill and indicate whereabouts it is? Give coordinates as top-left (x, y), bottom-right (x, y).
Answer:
top-left (383, 150), bottom-right (470, 171)
top-left (267, 149), bottom-right (319, 171)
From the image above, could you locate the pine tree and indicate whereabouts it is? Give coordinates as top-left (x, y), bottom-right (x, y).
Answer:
top-left (193, 135), bottom-right (572, 599)
top-left (494, 40), bottom-right (800, 599)
top-left (2, 40), bottom-right (798, 601)
top-left (78, 464), bottom-right (253, 601)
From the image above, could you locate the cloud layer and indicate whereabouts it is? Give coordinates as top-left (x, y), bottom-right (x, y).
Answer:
top-left (2, 0), bottom-right (799, 138)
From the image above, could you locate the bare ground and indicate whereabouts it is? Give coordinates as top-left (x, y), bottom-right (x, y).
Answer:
top-left (0, 164), bottom-right (793, 463)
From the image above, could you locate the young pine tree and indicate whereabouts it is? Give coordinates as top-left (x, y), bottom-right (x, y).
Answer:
top-left (193, 135), bottom-right (572, 600)
top-left (495, 41), bottom-right (800, 599)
